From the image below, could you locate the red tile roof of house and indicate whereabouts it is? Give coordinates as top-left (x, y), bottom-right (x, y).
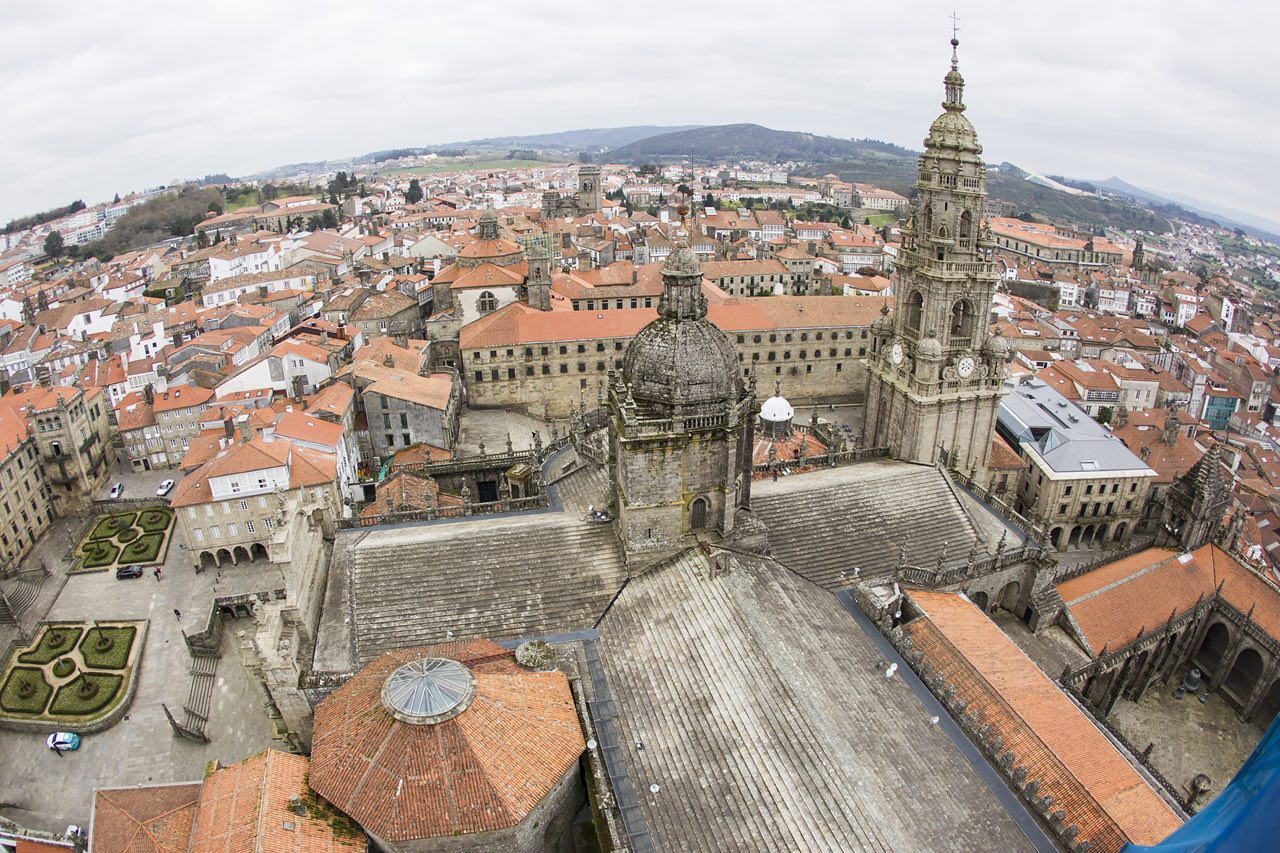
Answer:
top-left (309, 639), bottom-right (583, 843)
top-left (188, 750), bottom-right (365, 853)
top-left (90, 782), bottom-right (201, 853)
top-left (1058, 544), bottom-right (1280, 655)
top-left (904, 590), bottom-right (1182, 852)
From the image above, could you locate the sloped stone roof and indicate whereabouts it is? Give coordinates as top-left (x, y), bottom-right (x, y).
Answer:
top-left (594, 548), bottom-right (1028, 851)
top-left (751, 460), bottom-right (982, 586)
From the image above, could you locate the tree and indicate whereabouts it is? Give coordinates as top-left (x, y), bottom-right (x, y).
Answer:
top-left (196, 229), bottom-right (210, 249)
top-left (703, 193), bottom-right (715, 208)
top-left (43, 230), bottom-right (64, 258)
top-left (405, 178), bottom-right (423, 205)
top-left (1096, 406), bottom-right (1113, 425)
top-left (321, 209), bottom-right (338, 229)
top-left (577, 151), bottom-right (593, 164)
top-left (112, 193), bottom-right (121, 204)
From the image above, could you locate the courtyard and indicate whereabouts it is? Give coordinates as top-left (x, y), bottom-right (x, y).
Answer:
top-left (0, 466), bottom-right (278, 834)
top-left (74, 506), bottom-right (174, 572)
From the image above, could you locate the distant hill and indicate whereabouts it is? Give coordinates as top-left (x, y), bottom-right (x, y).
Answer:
top-left (452, 126), bottom-right (705, 154)
top-left (1089, 177), bottom-right (1280, 242)
top-left (606, 123), bottom-right (913, 164)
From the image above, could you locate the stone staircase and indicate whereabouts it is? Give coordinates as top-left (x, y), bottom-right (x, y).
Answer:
top-left (752, 461), bottom-right (980, 589)
top-left (181, 653), bottom-right (219, 736)
top-left (0, 570), bottom-right (49, 625)
top-left (351, 516), bottom-right (627, 664)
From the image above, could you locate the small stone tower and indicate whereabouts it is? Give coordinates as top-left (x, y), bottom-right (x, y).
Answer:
top-left (577, 165), bottom-right (602, 214)
top-left (1163, 441), bottom-right (1231, 551)
top-left (526, 240), bottom-right (552, 311)
top-left (609, 244), bottom-right (755, 568)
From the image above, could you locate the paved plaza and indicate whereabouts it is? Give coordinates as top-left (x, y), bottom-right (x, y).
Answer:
top-left (0, 467), bottom-right (277, 834)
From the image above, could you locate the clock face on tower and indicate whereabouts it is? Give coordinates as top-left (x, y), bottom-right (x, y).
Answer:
top-left (890, 342), bottom-right (905, 365)
top-left (956, 356), bottom-right (976, 378)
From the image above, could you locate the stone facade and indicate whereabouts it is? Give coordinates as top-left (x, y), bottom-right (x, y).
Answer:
top-left (18, 385), bottom-right (112, 515)
top-left (541, 165), bottom-right (602, 219)
top-left (863, 48), bottom-right (1006, 482)
top-left (0, 410), bottom-right (54, 569)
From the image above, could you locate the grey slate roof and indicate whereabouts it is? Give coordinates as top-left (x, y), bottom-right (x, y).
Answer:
top-left (751, 459), bottom-right (982, 585)
top-left (594, 548), bottom-right (1031, 852)
top-left (346, 512), bottom-right (626, 664)
top-left (998, 378), bottom-right (1154, 474)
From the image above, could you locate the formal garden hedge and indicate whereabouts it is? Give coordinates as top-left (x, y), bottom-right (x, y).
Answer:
top-left (77, 507), bottom-right (173, 571)
top-left (17, 626), bottom-right (84, 665)
top-left (120, 533), bottom-right (165, 564)
top-left (79, 626), bottom-right (136, 670)
top-left (90, 512), bottom-right (137, 541)
top-left (81, 539), bottom-right (120, 568)
top-left (49, 673), bottom-right (124, 716)
top-left (137, 507), bottom-right (174, 533)
top-left (0, 666), bottom-right (52, 714)
top-left (0, 622), bottom-right (144, 724)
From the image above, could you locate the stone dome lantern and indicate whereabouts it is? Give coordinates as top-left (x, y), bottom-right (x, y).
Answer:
top-left (759, 381), bottom-right (795, 439)
top-left (622, 245), bottom-right (740, 417)
top-left (870, 303), bottom-right (893, 341)
top-left (983, 327), bottom-right (1010, 360)
top-left (917, 330), bottom-right (943, 361)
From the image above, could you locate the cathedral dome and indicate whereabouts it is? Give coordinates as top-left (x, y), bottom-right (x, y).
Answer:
top-left (623, 244), bottom-right (740, 414)
top-left (624, 319), bottom-right (739, 413)
top-left (926, 110), bottom-right (981, 154)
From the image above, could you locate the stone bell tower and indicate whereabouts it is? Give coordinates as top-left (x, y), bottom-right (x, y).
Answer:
top-left (577, 165), bottom-right (602, 215)
top-left (608, 243), bottom-right (755, 569)
top-left (863, 37), bottom-right (1007, 481)
top-left (526, 240), bottom-right (552, 311)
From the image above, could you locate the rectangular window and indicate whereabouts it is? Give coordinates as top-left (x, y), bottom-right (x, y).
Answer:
top-left (239, 500), bottom-right (248, 511)
top-left (211, 525), bottom-right (221, 539)
top-left (245, 521), bottom-right (255, 534)
top-left (258, 496), bottom-right (268, 508)
top-left (399, 413), bottom-right (408, 429)
top-left (205, 505), bottom-right (214, 517)
top-left (187, 507), bottom-right (198, 519)
top-left (264, 517), bottom-right (274, 531)
top-left (194, 528), bottom-right (204, 541)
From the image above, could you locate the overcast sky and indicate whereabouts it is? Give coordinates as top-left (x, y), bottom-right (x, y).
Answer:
top-left (1, 1), bottom-right (1274, 226)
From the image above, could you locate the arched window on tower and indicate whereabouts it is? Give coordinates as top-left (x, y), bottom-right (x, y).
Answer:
top-left (905, 291), bottom-right (924, 334)
top-left (951, 299), bottom-right (976, 343)
top-left (922, 205), bottom-right (934, 235)
top-left (959, 210), bottom-right (973, 249)
top-left (690, 496), bottom-right (708, 530)
top-left (477, 291), bottom-right (497, 314)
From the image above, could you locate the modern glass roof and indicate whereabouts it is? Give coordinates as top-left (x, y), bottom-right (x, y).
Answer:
top-left (381, 657), bottom-right (476, 724)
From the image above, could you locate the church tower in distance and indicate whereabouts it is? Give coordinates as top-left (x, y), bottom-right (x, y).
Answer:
top-left (863, 37), bottom-right (1008, 481)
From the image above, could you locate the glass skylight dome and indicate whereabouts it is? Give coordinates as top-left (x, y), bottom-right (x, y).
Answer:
top-left (380, 657), bottom-right (476, 724)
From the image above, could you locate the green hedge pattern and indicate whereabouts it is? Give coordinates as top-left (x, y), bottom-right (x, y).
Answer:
top-left (120, 533), bottom-right (164, 563)
top-left (81, 540), bottom-right (120, 568)
top-left (89, 512), bottom-right (137, 541)
top-left (52, 658), bottom-right (75, 678)
top-left (49, 672), bottom-right (124, 716)
top-left (17, 627), bottom-right (84, 665)
top-left (0, 666), bottom-right (52, 714)
top-left (79, 627), bottom-right (136, 670)
top-left (137, 508), bottom-right (174, 533)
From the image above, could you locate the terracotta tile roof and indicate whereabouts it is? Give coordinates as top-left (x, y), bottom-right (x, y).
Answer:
top-left (988, 433), bottom-right (1024, 469)
top-left (169, 437), bottom-right (335, 507)
top-left (364, 370), bottom-right (454, 410)
top-left (91, 782), bottom-right (201, 853)
top-left (309, 639), bottom-right (584, 843)
top-left (188, 750), bottom-right (365, 853)
top-left (305, 382), bottom-right (354, 418)
top-left (904, 590), bottom-right (1181, 852)
top-left (0, 402), bottom-right (30, 457)
top-left (273, 411), bottom-right (344, 449)
top-left (152, 385), bottom-right (214, 414)
top-left (1058, 544), bottom-right (1280, 655)
top-left (361, 470), bottom-right (462, 516)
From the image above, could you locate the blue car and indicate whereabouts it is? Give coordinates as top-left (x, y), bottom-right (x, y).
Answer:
top-left (46, 732), bottom-right (80, 752)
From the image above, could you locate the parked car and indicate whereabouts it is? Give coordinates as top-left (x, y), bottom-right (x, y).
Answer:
top-left (47, 732), bottom-right (80, 752)
top-left (156, 479), bottom-right (175, 497)
top-left (109, 482), bottom-right (124, 499)
top-left (115, 564), bottom-right (143, 580)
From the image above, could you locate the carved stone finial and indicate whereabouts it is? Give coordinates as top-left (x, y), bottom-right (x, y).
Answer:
top-left (478, 439), bottom-right (486, 457)
top-left (506, 432), bottom-right (513, 455)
